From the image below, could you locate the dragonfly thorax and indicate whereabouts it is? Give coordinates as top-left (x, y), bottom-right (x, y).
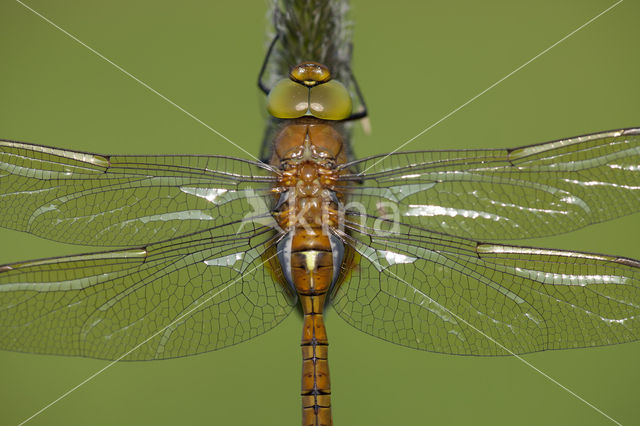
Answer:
top-left (270, 116), bottom-right (351, 311)
top-left (270, 121), bottom-right (347, 167)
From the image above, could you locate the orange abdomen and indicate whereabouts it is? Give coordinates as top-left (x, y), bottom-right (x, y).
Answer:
top-left (290, 235), bottom-right (334, 426)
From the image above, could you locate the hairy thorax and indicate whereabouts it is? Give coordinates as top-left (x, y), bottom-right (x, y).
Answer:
top-left (270, 120), bottom-right (348, 246)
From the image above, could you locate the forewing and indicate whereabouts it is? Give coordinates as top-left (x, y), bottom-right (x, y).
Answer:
top-left (340, 128), bottom-right (640, 240)
top-left (0, 223), bottom-right (294, 360)
top-left (0, 140), bottom-right (276, 246)
top-left (332, 216), bottom-right (640, 355)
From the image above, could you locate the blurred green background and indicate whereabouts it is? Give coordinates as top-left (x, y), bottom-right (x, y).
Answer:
top-left (1, 1), bottom-right (639, 425)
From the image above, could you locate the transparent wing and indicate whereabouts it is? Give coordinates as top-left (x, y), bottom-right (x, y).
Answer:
top-left (0, 140), bottom-right (277, 246)
top-left (0, 222), bottom-right (294, 360)
top-left (340, 128), bottom-right (640, 240)
top-left (332, 215), bottom-right (640, 355)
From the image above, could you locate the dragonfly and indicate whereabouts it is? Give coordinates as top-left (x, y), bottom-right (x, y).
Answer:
top-left (3, 58), bottom-right (640, 426)
top-left (2, 2), bottom-right (640, 426)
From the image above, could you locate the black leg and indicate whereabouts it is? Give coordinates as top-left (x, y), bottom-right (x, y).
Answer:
top-left (342, 68), bottom-right (368, 121)
top-left (257, 33), bottom-right (281, 95)
top-left (342, 43), bottom-right (368, 121)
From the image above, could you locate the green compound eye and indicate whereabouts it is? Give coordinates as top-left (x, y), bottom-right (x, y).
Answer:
top-left (267, 79), bottom-right (309, 119)
top-left (266, 77), bottom-right (352, 120)
top-left (308, 80), bottom-right (352, 120)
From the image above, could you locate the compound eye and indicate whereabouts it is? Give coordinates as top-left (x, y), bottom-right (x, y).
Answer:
top-left (267, 79), bottom-right (309, 119)
top-left (308, 80), bottom-right (352, 120)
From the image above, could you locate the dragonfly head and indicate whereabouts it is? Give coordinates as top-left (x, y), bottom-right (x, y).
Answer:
top-left (267, 62), bottom-right (352, 121)
top-left (289, 62), bottom-right (331, 87)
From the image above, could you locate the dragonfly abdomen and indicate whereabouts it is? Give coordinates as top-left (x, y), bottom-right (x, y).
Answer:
top-left (293, 248), bottom-right (333, 426)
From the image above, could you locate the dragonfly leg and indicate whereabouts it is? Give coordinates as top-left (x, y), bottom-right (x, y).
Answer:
top-left (257, 33), bottom-right (281, 95)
